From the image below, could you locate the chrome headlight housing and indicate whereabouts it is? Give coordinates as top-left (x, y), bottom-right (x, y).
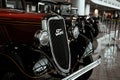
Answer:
top-left (72, 26), bottom-right (80, 39)
top-left (35, 30), bottom-right (49, 46)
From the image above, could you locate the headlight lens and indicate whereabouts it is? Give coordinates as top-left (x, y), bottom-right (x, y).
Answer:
top-left (72, 26), bottom-right (79, 39)
top-left (35, 30), bottom-right (49, 46)
top-left (33, 58), bottom-right (49, 75)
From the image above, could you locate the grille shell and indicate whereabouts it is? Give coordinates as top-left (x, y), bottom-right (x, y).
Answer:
top-left (48, 16), bottom-right (71, 73)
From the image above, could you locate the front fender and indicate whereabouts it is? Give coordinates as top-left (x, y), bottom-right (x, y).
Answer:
top-left (70, 34), bottom-right (90, 56)
top-left (0, 53), bottom-right (28, 78)
top-left (0, 44), bottom-right (49, 79)
top-left (70, 34), bottom-right (92, 64)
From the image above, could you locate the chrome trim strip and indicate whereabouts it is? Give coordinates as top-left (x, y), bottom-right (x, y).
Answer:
top-left (62, 58), bottom-right (101, 80)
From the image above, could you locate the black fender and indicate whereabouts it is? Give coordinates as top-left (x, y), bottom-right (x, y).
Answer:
top-left (0, 53), bottom-right (28, 79)
top-left (81, 30), bottom-right (94, 42)
top-left (0, 44), bottom-right (49, 79)
top-left (86, 17), bottom-right (99, 38)
top-left (70, 34), bottom-right (93, 66)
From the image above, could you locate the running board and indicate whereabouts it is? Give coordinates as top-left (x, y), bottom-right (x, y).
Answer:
top-left (62, 57), bottom-right (101, 80)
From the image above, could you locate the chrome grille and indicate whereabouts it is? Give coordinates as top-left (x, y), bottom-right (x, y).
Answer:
top-left (48, 16), bottom-right (71, 73)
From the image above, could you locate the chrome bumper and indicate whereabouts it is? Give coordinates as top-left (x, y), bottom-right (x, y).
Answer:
top-left (62, 57), bottom-right (101, 80)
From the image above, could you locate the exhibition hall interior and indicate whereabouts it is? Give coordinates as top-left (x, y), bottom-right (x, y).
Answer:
top-left (0, 0), bottom-right (120, 80)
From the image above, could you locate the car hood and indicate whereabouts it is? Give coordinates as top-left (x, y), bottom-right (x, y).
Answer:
top-left (0, 8), bottom-right (46, 44)
top-left (0, 8), bottom-right (46, 21)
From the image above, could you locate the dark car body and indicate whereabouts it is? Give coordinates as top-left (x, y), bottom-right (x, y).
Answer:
top-left (0, 0), bottom-right (48, 79)
top-left (0, 0), bottom-right (97, 80)
top-left (0, 0), bottom-right (72, 79)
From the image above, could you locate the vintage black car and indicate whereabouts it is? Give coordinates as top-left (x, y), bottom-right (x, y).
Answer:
top-left (0, 0), bottom-right (101, 80)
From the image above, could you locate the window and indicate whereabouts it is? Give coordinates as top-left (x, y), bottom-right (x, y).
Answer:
top-left (0, 0), bottom-right (2, 8)
top-left (60, 4), bottom-right (71, 15)
top-left (6, 0), bottom-right (24, 10)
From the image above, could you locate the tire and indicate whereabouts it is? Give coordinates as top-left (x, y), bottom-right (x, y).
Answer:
top-left (72, 55), bottom-right (93, 80)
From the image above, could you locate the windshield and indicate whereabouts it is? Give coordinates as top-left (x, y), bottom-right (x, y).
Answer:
top-left (37, 2), bottom-right (54, 13)
top-left (60, 4), bottom-right (71, 15)
top-left (6, 0), bottom-right (24, 10)
top-left (71, 8), bottom-right (78, 15)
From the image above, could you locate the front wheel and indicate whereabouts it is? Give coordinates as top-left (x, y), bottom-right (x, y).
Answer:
top-left (72, 55), bottom-right (93, 80)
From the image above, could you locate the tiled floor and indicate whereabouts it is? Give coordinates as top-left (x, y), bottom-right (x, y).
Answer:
top-left (89, 29), bottom-right (120, 80)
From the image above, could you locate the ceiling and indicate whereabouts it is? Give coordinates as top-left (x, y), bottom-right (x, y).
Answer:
top-left (117, 0), bottom-right (120, 2)
top-left (87, 0), bottom-right (120, 14)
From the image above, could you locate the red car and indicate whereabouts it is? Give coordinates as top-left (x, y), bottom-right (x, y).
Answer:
top-left (0, 0), bottom-right (46, 44)
top-left (0, 0), bottom-right (100, 80)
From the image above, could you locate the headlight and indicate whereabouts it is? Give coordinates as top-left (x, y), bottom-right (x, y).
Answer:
top-left (35, 30), bottom-right (49, 46)
top-left (33, 58), bottom-right (49, 75)
top-left (72, 26), bottom-right (79, 39)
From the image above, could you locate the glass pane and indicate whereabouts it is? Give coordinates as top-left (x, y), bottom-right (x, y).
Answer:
top-left (6, 0), bottom-right (23, 10)
top-left (0, 0), bottom-right (2, 8)
top-left (60, 4), bottom-right (71, 15)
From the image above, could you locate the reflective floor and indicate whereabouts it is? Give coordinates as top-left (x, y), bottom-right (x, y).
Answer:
top-left (89, 26), bottom-right (120, 80)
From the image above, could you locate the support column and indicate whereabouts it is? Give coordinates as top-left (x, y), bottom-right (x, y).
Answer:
top-left (71, 0), bottom-right (86, 15)
top-left (27, 4), bottom-right (30, 12)
top-left (85, 4), bottom-right (90, 16)
top-left (76, 0), bottom-right (85, 15)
